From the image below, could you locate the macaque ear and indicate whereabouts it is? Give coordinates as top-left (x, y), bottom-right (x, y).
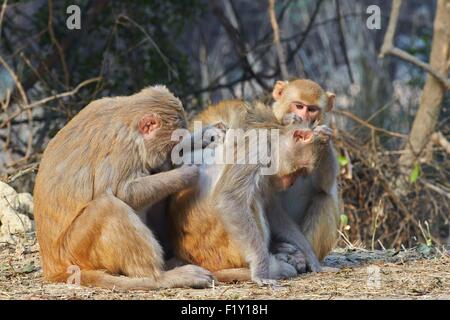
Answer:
top-left (138, 114), bottom-right (161, 139)
top-left (326, 92), bottom-right (335, 112)
top-left (272, 81), bottom-right (288, 101)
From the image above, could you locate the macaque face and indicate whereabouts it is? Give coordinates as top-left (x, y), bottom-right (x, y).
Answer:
top-left (272, 79), bottom-right (335, 125)
top-left (272, 127), bottom-right (319, 190)
top-left (289, 100), bottom-right (321, 123)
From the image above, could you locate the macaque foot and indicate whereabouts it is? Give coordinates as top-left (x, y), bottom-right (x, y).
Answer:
top-left (162, 264), bottom-right (215, 289)
top-left (268, 254), bottom-right (297, 279)
top-left (272, 242), bottom-right (307, 274)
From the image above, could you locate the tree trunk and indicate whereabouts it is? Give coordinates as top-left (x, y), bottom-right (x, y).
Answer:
top-left (399, 0), bottom-right (450, 169)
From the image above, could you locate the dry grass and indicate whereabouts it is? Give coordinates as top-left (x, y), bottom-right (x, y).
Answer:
top-left (1, 235), bottom-right (449, 300)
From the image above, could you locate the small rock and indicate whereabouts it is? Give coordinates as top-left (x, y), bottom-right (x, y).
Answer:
top-left (0, 181), bottom-right (34, 243)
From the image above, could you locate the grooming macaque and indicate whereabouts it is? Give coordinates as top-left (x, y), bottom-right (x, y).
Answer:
top-left (33, 86), bottom-right (215, 290)
top-left (272, 79), bottom-right (340, 262)
top-left (169, 100), bottom-right (328, 283)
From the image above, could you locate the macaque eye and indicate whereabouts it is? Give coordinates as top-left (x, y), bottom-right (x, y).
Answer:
top-left (307, 106), bottom-right (319, 113)
top-left (295, 103), bottom-right (305, 110)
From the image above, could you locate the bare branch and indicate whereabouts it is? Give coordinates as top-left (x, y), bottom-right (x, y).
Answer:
top-left (333, 109), bottom-right (408, 139)
top-left (335, 0), bottom-right (354, 83)
top-left (431, 131), bottom-right (450, 154)
top-left (210, 0), bottom-right (270, 90)
top-left (379, 0), bottom-right (450, 90)
top-left (0, 0), bottom-right (7, 41)
top-left (268, 0), bottom-right (289, 80)
top-left (0, 77), bottom-right (101, 129)
top-left (286, 0), bottom-right (324, 64)
top-left (47, 0), bottom-right (69, 87)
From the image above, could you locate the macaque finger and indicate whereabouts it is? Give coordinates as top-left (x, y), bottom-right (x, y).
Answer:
top-left (282, 112), bottom-right (303, 125)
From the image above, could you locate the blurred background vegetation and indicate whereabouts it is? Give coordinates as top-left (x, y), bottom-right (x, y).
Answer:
top-left (0, 0), bottom-right (448, 249)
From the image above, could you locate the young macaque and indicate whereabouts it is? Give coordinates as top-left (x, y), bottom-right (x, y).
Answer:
top-left (33, 86), bottom-right (215, 290)
top-left (272, 79), bottom-right (340, 263)
top-left (168, 101), bottom-right (329, 284)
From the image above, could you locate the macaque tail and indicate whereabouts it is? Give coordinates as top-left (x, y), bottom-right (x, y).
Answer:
top-left (213, 268), bottom-right (251, 283)
top-left (50, 270), bottom-right (162, 290)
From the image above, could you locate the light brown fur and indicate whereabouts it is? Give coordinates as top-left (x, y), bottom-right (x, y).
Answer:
top-left (272, 78), bottom-right (339, 262)
top-left (34, 86), bottom-right (214, 290)
top-left (169, 100), bottom-right (326, 283)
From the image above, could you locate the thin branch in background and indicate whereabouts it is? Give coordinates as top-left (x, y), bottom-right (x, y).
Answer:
top-left (210, 0), bottom-right (270, 91)
top-left (47, 0), bottom-right (69, 88)
top-left (421, 180), bottom-right (450, 200)
top-left (268, 0), bottom-right (289, 80)
top-left (21, 0), bottom-right (108, 92)
top-left (0, 54), bottom-right (33, 163)
top-left (379, 0), bottom-right (450, 90)
top-left (5, 163), bottom-right (38, 183)
top-left (335, 0), bottom-right (354, 84)
top-left (285, 0), bottom-right (323, 64)
top-left (0, 77), bottom-right (101, 129)
top-left (0, 0), bottom-right (7, 42)
top-left (333, 109), bottom-right (408, 139)
top-left (431, 131), bottom-right (450, 154)
top-left (117, 14), bottom-right (179, 80)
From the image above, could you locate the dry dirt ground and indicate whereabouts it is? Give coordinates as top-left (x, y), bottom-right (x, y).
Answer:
top-left (1, 236), bottom-right (449, 300)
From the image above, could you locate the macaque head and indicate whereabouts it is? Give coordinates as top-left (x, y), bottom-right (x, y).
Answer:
top-left (135, 86), bottom-right (187, 167)
top-left (272, 124), bottom-right (324, 190)
top-left (272, 79), bottom-right (335, 125)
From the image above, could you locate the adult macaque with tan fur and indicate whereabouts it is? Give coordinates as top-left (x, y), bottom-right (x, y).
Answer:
top-left (271, 79), bottom-right (340, 263)
top-left (169, 101), bottom-right (328, 284)
top-left (33, 86), bottom-right (215, 290)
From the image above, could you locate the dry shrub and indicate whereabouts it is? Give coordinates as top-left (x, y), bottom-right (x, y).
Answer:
top-left (334, 124), bottom-right (449, 250)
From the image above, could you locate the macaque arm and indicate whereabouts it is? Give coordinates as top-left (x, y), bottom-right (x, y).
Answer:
top-left (310, 142), bottom-right (338, 194)
top-left (267, 198), bottom-right (322, 272)
top-left (214, 182), bottom-right (272, 281)
top-left (119, 167), bottom-right (196, 211)
top-left (180, 122), bottom-right (227, 151)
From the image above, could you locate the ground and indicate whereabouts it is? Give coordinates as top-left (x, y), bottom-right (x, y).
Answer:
top-left (1, 238), bottom-right (449, 300)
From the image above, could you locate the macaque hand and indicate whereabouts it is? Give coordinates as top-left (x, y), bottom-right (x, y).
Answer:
top-left (268, 254), bottom-right (297, 280)
top-left (282, 112), bottom-right (303, 125)
top-left (202, 121), bottom-right (228, 149)
top-left (272, 242), bottom-right (307, 274)
top-left (313, 125), bottom-right (333, 144)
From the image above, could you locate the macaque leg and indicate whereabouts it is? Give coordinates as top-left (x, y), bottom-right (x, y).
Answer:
top-left (215, 193), bottom-right (295, 284)
top-left (63, 195), bottom-right (213, 289)
top-left (299, 193), bottom-right (339, 261)
top-left (268, 200), bottom-right (322, 272)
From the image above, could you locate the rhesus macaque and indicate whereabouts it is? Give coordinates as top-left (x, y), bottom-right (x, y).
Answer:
top-left (33, 86), bottom-right (215, 290)
top-left (272, 79), bottom-right (340, 262)
top-left (169, 101), bottom-right (329, 284)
